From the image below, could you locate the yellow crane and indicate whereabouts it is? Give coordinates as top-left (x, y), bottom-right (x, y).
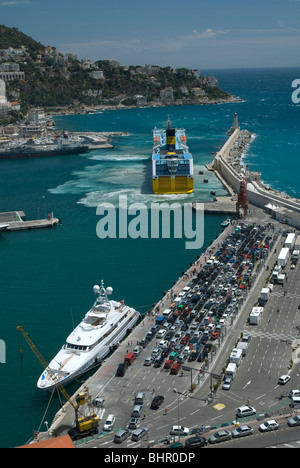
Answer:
top-left (17, 326), bottom-right (99, 441)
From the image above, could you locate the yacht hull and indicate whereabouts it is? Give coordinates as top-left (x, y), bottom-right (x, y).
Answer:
top-left (37, 310), bottom-right (139, 392)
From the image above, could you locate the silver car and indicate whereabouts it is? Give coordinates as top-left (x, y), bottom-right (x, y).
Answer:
top-left (232, 425), bottom-right (253, 438)
top-left (208, 430), bottom-right (231, 444)
top-left (288, 415), bottom-right (300, 427)
top-left (222, 378), bottom-right (232, 390)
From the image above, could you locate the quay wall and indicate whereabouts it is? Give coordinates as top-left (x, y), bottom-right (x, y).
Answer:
top-left (45, 224), bottom-right (236, 440)
top-left (209, 127), bottom-right (300, 219)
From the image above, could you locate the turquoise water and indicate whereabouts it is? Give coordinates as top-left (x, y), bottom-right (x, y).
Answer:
top-left (1, 67), bottom-right (300, 447)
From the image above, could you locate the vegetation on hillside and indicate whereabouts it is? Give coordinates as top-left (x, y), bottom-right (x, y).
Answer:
top-left (0, 25), bottom-right (232, 115)
top-left (0, 25), bottom-right (45, 56)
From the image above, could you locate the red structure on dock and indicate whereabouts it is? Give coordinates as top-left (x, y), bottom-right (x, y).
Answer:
top-left (236, 165), bottom-right (249, 218)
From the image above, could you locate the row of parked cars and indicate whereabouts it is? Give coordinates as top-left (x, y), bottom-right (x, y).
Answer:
top-left (137, 224), bottom-right (274, 375)
top-left (112, 391), bottom-right (166, 444)
top-left (169, 412), bottom-right (300, 448)
top-left (111, 224), bottom-right (275, 445)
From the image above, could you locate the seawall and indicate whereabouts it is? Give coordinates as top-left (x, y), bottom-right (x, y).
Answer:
top-left (206, 124), bottom-right (300, 227)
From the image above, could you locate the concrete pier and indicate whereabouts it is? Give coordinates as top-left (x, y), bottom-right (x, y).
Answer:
top-left (0, 211), bottom-right (60, 231)
top-left (192, 197), bottom-right (237, 215)
top-left (206, 119), bottom-right (300, 228)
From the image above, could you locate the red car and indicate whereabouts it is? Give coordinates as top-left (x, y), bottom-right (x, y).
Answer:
top-left (164, 359), bottom-right (174, 369)
top-left (170, 363), bottom-right (182, 375)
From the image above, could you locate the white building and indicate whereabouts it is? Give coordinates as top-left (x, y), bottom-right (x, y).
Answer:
top-left (0, 79), bottom-right (11, 120)
top-left (20, 108), bottom-right (47, 137)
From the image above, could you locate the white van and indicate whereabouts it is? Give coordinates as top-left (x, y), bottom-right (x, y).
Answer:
top-left (291, 397), bottom-right (300, 408)
top-left (163, 309), bottom-right (172, 318)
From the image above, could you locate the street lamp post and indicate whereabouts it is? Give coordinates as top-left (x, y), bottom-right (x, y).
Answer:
top-left (173, 388), bottom-right (180, 442)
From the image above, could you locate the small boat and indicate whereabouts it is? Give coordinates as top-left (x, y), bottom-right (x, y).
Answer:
top-left (0, 224), bottom-right (9, 232)
top-left (221, 219), bottom-right (231, 228)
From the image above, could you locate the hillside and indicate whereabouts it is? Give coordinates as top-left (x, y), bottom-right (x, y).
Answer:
top-left (0, 25), bottom-right (235, 115)
top-left (0, 25), bottom-right (45, 55)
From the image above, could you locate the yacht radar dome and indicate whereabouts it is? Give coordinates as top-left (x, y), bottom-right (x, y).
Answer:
top-left (93, 285), bottom-right (100, 294)
top-left (106, 287), bottom-right (113, 296)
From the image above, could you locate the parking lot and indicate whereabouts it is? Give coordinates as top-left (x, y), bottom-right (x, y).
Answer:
top-left (68, 220), bottom-right (300, 448)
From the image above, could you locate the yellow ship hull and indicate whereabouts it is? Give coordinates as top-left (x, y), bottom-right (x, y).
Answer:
top-left (153, 176), bottom-right (194, 194)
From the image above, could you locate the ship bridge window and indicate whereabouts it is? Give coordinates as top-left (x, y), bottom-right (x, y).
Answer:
top-left (177, 161), bottom-right (191, 175)
top-left (65, 343), bottom-right (89, 351)
top-left (155, 159), bottom-right (191, 176)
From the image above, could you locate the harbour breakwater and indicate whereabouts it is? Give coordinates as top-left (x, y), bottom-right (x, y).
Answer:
top-left (206, 122), bottom-right (300, 229)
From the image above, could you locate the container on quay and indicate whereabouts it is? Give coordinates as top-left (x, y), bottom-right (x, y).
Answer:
top-left (225, 363), bottom-right (237, 380)
top-left (277, 247), bottom-right (290, 267)
top-left (285, 233), bottom-right (296, 250)
top-left (295, 235), bottom-right (300, 251)
top-left (229, 348), bottom-right (243, 366)
top-left (249, 307), bottom-right (263, 325)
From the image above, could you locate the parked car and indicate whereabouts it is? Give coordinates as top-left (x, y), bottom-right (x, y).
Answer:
top-left (170, 363), bottom-right (182, 374)
top-left (288, 415), bottom-right (300, 427)
top-left (208, 430), bottom-right (231, 444)
top-left (185, 436), bottom-right (207, 448)
top-left (114, 428), bottom-right (131, 444)
top-left (170, 425), bottom-right (189, 436)
top-left (259, 420), bottom-right (279, 432)
top-left (151, 348), bottom-right (161, 358)
top-left (289, 389), bottom-right (300, 398)
top-left (131, 427), bottom-right (149, 441)
top-left (103, 414), bottom-right (116, 431)
top-left (232, 425), bottom-right (253, 438)
top-left (169, 351), bottom-right (179, 360)
top-left (150, 395), bottom-right (165, 409)
top-left (236, 406), bottom-right (256, 418)
top-left (278, 374), bottom-right (291, 385)
top-left (144, 356), bottom-right (152, 366)
top-left (133, 345), bottom-right (143, 355)
top-left (153, 356), bottom-right (164, 367)
top-left (164, 359), bottom-right (174, 369)
top-left (128, 417), bottom-right (139, 430)
top-left (222, 378), bottom-right (232, 390)
top-left (92, 397), bottom-right (105, 408)
top-left (156, 329), bottom-right (167, 339)
top-left (158, 340), bottom-right (168, 349)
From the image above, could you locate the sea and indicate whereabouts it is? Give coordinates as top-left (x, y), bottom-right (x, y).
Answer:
top-left (1, 67), bottom-right (300, 447)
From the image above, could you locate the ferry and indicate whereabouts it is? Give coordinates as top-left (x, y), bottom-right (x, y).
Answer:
top-left (37, 281), bottom-right (140, 391)
top-left (152, 117), bottom-right (193, 194)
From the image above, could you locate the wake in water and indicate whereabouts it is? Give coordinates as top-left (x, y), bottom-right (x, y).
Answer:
top-left (48, 117), bottom-right (229, 208)
top-left (49, 156), bottom-right (227, 208)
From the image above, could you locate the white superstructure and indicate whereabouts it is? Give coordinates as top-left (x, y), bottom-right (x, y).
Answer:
top-left (37, 281), bottom-right (140, 391)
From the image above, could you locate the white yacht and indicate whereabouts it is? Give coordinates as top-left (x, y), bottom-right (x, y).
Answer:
top-left (37, 281), bottom-right (140, 391)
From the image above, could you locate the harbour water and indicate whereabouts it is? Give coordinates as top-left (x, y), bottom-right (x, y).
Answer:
top-left (1, 67), bottom-right (300, 447)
